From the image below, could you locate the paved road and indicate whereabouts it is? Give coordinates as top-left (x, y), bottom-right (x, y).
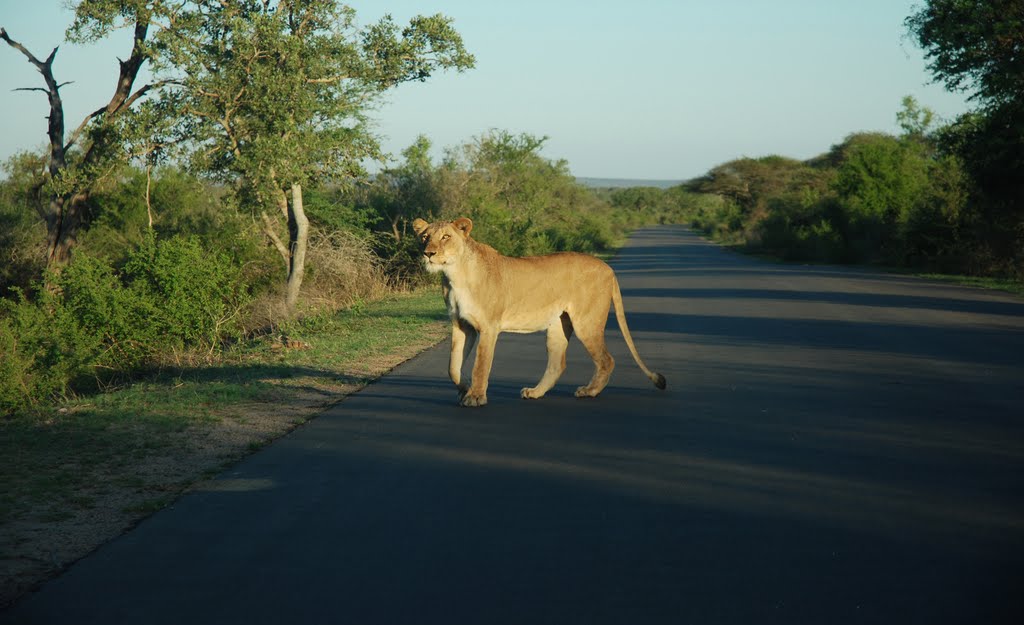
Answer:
top-left (5, 226), bottom-right (1024, 624)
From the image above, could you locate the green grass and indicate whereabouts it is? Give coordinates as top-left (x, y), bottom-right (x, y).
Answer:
top-left (0, 288), bottom-right (448, 527)
top-left (261, 288), bottom-right (449, 372)
top-left (917, 273), bottom-right (1024, 297)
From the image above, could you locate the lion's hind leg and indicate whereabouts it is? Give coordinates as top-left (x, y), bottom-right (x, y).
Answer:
top-left (521, 313), bottom-right (572, 400)
top-left (574, 318), bottom-right (614, 399)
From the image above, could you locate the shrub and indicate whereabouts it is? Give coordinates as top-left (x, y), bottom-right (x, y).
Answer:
top-left (56, 254), bottom-right (156, 370)
top-left (122, 234), bottom-right (245, 349)
top-left (0, 153), bottom-right (49, 297)
top-left (301, 228), bottom-right (390, 307)
top-left (0, 288), bottom-right (103, 414)
top-left (55, 234), bottom-right (245, 370)
top-left (0, 235), bottom-right (248, 415)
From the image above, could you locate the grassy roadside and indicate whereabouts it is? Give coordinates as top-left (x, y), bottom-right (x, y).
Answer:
top-left (0, 288), bottom-right (448, 606)
top-left (914, 273), bottom-right (1024, 297)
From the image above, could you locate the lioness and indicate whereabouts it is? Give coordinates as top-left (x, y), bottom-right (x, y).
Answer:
top-left (413, 216), bottom-right (666, 407)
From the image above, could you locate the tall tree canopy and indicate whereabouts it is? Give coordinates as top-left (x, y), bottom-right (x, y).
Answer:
top-left (906, 0), bottom-right (1024, 273)
top-left (4, 0), bottom-right (474, 302)
top-left (905, 0), bottom-right (1024, 109)
top-left (143, 0), bottom-right (473, 309)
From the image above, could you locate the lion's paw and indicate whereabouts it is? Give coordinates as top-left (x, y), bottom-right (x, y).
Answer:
top-left (460, 393), bottom-right (488, 407)
top-left (574, 386), bottom-right (599, 398)
top-left (520, 387), bottom-right (545, 400)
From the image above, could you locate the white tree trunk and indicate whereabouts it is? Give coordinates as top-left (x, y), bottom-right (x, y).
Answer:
top-left (285, 183), bottom-right (309, 312)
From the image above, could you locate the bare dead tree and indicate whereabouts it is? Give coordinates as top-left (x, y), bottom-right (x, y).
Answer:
top-left (2, 13), bottom-right (157, 266)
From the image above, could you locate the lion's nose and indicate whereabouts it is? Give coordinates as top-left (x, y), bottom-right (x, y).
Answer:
top-left (424, 250), bottom-right (436, 258)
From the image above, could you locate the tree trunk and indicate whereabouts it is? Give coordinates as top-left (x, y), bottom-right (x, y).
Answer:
top-left (145, 164), bottom-right (154, 230)
top-left (47, 192), bottom-right (88, 266)
top-left (285, 183), bottom-right (309, 312)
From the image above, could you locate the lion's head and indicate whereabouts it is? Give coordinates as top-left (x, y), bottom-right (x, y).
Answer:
top-left (412, 217), bottom-right (473, 273)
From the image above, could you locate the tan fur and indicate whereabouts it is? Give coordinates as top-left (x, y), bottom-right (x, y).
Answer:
top-left (412, 216), bottom-right (666, 407)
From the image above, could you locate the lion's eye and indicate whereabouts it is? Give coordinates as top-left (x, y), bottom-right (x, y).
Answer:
top-left (441, 234), bottom-right (450, 241)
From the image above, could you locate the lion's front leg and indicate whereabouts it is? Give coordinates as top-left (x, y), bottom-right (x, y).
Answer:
top-left (462, 328), bottom-right (497, 407)
top-left (449, 319), bottom-right (477, 398)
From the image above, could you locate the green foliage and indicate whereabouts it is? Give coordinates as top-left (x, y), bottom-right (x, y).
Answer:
top-left (123, 234), bottom-right (245, 347)
top-left (436, 130), bottom-right (616, 257)
top-left (609, 187), bottom-right (665, 215)
top-left (68, 166), bottom-right (278, 298)
top-left (58, 234), bottom-right (245, 370)
top-left (302, 186), bottom-right (381, 235)
top-left (607, 186), bottom-right (706, 225)
top-left (905, 0), bottom-right (1024, 108)
top-left (148, 0), bottom-right (474, 212)
top-left (689, 101), bottom-right (986, 273)
top-left (906, 0), bottom-right (1024, 276)
top-left (301, 137), bottom-right (446, 286)
top-left (334, 130), bottom-right (653, 275)
top-left (755, 197), bottom-right (850, 263)
top-left (691, 155), bottom-right (836, 249)
top-left (362, 13), bottom-right (477, 87)
top-left (832, 133), bottom-right (931, 261)
top-left (0, 153), bottom-right (48, 296)
top-left (896, 95), bottom-right (936, 139)
top-left (0, 288), bottom-right (102, 414)
top-left (0, 235), bottom-right (247, 415)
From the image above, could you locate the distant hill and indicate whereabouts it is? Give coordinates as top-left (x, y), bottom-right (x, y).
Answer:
top-left (576, 177), bottom-right (683, 189)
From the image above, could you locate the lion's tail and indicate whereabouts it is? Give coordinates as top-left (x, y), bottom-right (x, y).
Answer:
top-left (611, 275), bottom-right (667, 390)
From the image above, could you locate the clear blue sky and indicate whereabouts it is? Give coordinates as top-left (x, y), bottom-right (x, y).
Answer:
top-left (1, 1), bottom-right (970, 181)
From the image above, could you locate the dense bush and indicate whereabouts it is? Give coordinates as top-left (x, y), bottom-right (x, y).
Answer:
top-left (0, 154), bottom-right (48, 297)
top-left (605, 186), bottom-right (713, 229)
top-left (0, 287), bottom-right (102, 414)
top-left (906, 0), bottom-right (1024, 277)
top-left (0, 235), bottom-right (247, 414)
top-left (79, 167), bottom-right (268, 274)
top-left (123, 234), bottom-right (246, 349)
top-left (433, 130), bottom-right (617, 256)
top-left (339, 131), bottom-right (644, 261)
top-left (688, 97), bottom-right (1019, 279)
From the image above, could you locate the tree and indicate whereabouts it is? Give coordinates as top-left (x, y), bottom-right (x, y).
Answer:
top-left (368, 135), bottom-right (442, 241)
top-left (832, 133), bottom-right (929, 252)
top-left (1, 1), bottom-right (168, 266)
top-left (437, 131), bottom-right (604, 256)
top-left (154, 1), bottom-right (474, 311)
top-left (905, 0), bottom-right (1024, 109)
top-left (696, 156), bottom-right (829, 218)
top-left (896, 95), bottom-right (935, 141)
top-left (610, 187), bottom-right (666, 214)
top-left (906, 0), bottom-right (1024, 273)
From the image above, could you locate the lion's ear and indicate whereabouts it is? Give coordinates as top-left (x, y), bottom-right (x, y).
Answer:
top-left (453, 217), bottom-right (473, 237)
top-left (412, 218), bottom-right (429, 236)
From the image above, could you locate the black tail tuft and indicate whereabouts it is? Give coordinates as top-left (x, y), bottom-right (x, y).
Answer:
top-left (653, 373), bottom-right (667, 390)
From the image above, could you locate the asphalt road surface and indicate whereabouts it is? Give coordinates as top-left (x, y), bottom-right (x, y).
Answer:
top-left (4, 226), bottom-right (1023, 624)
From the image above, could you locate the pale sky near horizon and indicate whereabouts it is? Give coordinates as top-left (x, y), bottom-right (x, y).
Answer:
top-left (0, 1), bottom-right (971, 181)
